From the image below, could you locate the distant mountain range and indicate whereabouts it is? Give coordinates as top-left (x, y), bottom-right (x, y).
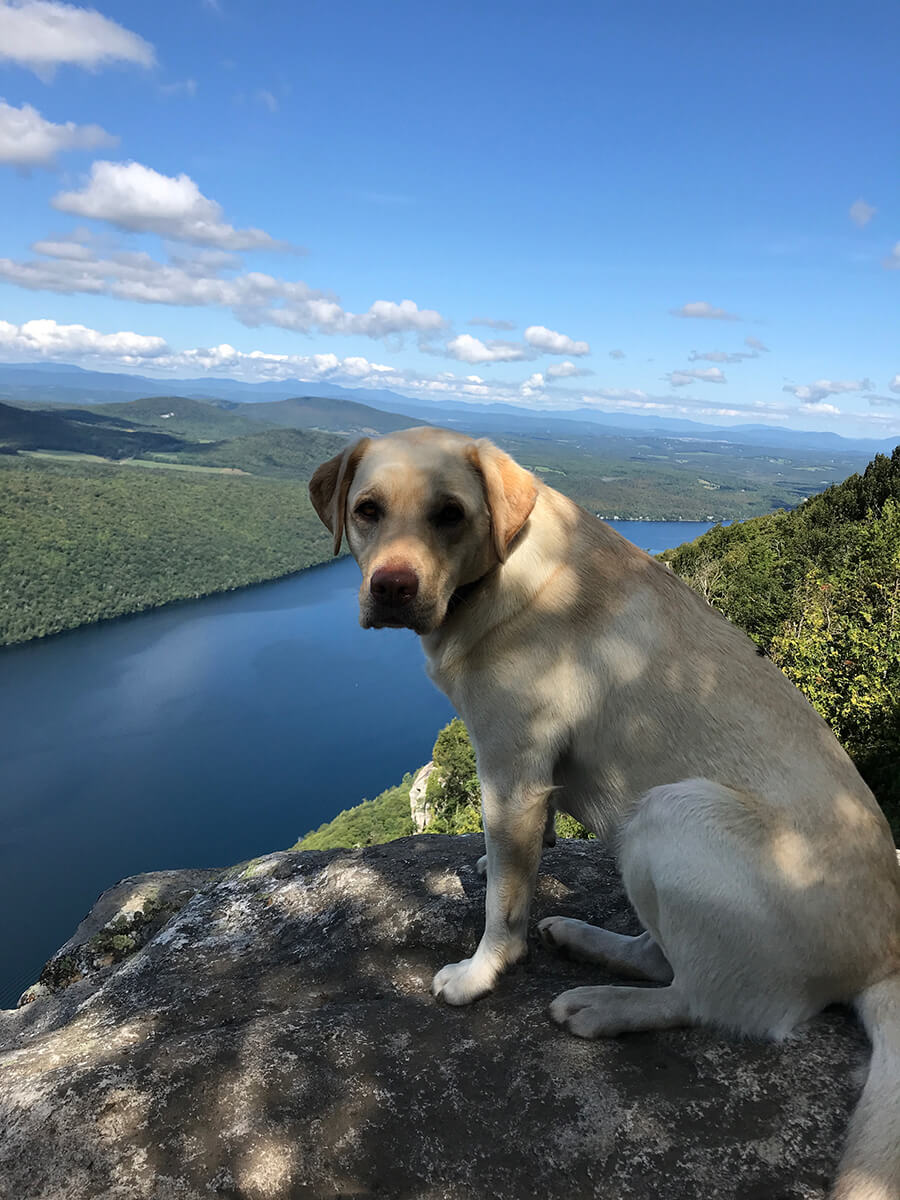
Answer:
top-left (0, 360), bottom-right (895, 456)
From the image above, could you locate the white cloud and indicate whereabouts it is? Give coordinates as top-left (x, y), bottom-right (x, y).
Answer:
top-left (849, 198), bottom-right (876, 228)
top-left (885, 244), bottom-right (900, 270)
top-left (783, 378), bottom-right (873, 403)
top-left (0, 0), bottom-right (154, 79)
top-left (520, 372), bottom-right (545, 397)
top-left (270, 297), bottom-right (446, 338)
top-left (665, 367), bottom-right (727, 387)
top-left (669, 301), bottom-right (740, 321)
top-left (0, 317), bottom-right (167, 361)
top-left (445, 333), bottom-right (528, 364)
top-left (608, 348), bottom-right (625, 359)
top-left (467, 316), bottom-right (515, 330)
top-left (890, 374), bottom-right (900, 394)
top-left (524, 324), bottom-right (590, 356)
top-left (29, 236), bottom-right (95, 259)
top-left (0, 99), bottom-right (116, 168)
top-left (52, 160), bottom-right (294, 251)
top-left (546, 360), bottom-right (591, 379)
top-left (866, 394), bottom-right (900, 408)
top-left (0, 237), bottom-right (448, 340)
top-left (800, 402), bottom-right (840, 416)
top-left (0, 316), bottom-right (863, 432)
top-left (745, 336), bottom-right (769, 352)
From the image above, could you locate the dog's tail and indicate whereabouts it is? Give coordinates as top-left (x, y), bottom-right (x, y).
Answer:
top-left (831, 971), bottom-right (900, 1200)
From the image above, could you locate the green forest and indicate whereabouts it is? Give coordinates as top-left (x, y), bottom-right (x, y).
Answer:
top-left (300, 448), bottom-right (900, 845)
top-left (0, 455), bottom-right (332, 644)
top-left (661, 446), bottom-right (900, 835)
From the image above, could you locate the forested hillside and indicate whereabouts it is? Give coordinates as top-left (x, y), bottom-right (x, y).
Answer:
top-left (662, 446), bottom-right (900, 834)
top-left (154, 428), bottom-right (345, 478)
top-left (0, 456), bottom-right (331, 644)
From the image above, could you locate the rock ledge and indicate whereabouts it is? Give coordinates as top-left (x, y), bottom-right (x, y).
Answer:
top-left (0, 836), bottom-right (868, 1199)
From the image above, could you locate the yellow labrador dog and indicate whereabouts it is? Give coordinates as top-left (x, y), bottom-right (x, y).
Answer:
top-left (310, 427), bottom-right (900, 1200)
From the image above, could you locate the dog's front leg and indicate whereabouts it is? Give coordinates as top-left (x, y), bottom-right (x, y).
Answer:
top-left (433, 779), bottom-right (549, 1006)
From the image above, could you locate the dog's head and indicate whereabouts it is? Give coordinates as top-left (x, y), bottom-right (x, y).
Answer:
top-left (309, 428), bottom-right (537, 634)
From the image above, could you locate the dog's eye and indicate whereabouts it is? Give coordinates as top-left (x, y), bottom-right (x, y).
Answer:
top-left (433, 502), bottom-right (465, 528)
top-left (354, 500), bottom-right (381, 522)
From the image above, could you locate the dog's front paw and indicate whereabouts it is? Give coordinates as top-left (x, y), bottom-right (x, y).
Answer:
top-left (432, 957), bottom-right (496, 1006)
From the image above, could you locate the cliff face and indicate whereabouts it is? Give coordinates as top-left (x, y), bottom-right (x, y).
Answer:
top-left (0, 836), bottom-right (869, 1199)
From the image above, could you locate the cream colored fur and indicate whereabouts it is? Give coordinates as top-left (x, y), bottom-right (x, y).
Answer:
top-left (310, 428), bottom-right (900, 1200)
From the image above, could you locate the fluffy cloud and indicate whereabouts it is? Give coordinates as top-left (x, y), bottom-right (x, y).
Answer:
top-left (524, 325), bottom-right (589, 356)
top-left (270, 297), bottom-right (446, 338)
top-left (0, 317), bottom-right (167, 361)
top-left (608, 349), bottom-right (625, 359)
top-left (665, 367), bottom-right (727, 387)
top-left (891, 374), bottom-right (900, 394)
top-left (0, 316), bottom-right (852, 430)
top-left (745, 336), bottom-right (769, 352)
top-left (849, 198), bottom-right (876, 228)
top-left (445, 333), bottom-right (529, 364)
top-left (53, 161), bottom-right (293, 251)
top-left (783, 378), bottom-right (873, 403)
top-left (800, 402), bottom-right (840, 416)
top-left (546, 360), bottom-right (591, 379)
top-left (0, 99), bottom-right (116, 168)
top-left (885, 244), bottom-right (900, 270)
top-left (0, 317), bottom-right (410, 384)
top-left (520, 372), bottom-right (545, 397)
top-left (0, 236), bottom-right (448, 340)
top-left (866, 394), bottom-right (900, 408)
top-left (0, 0), bottom-right (154, 78)
top-left (669, 301), bottom-right (740, 321)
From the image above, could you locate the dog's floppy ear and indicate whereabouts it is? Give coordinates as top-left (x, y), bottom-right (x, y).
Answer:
top-left (467, 439), bottom-right (538, 562)
top-left (309, 438), bottom-right (371, 555)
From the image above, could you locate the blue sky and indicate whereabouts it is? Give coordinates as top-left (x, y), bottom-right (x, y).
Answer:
top-left (0, 0), bottom-right (897, 435)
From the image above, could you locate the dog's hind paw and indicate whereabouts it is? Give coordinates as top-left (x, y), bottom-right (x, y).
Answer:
top-left (475, 854), bottom-right (488, 877)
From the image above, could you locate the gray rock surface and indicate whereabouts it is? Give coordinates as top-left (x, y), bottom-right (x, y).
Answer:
top-left (409, 761), bottom-right (435, 832)
top-left (0, 836), bottom-right (870, 1200)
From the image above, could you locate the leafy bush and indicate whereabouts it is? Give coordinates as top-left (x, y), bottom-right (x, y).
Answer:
top-left (663, 447), bottom-right (900, 837)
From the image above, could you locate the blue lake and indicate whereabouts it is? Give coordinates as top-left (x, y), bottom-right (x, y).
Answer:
top-left (0, 519), bottom-right (713, 1008)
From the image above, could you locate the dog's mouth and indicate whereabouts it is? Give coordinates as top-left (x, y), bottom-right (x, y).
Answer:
top-left (361, 600), bottom-right (444, 636)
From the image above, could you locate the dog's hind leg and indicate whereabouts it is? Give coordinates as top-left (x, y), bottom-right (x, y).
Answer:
top-left (550, 982), bottom-right (690, 1039)
top-left (538, 920), bottom-right (673, 982)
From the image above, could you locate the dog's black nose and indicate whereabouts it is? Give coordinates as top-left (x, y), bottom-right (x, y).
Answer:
top-left (370, 565), bottom-right (419, 607)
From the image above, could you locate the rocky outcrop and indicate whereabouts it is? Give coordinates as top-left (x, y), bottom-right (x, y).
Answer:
top-left (409, 760), bottom-right (435, 831)
top-left (17, 867), bottom-right (221, 1006)
top-left (0, 836), bottom-right (869, 1199)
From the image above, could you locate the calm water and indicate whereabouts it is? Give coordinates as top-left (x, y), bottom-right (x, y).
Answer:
top-left (0, 519), bottom-right (712, 1008)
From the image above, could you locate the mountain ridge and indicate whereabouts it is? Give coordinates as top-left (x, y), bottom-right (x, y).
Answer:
top-left (0, 361), bottom-right (893, 455)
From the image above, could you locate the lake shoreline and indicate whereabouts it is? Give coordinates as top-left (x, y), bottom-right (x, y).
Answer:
top-left (0, 513), bottom-right (728, 651)
top-left (0, 551), bottom-right (344, 653)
